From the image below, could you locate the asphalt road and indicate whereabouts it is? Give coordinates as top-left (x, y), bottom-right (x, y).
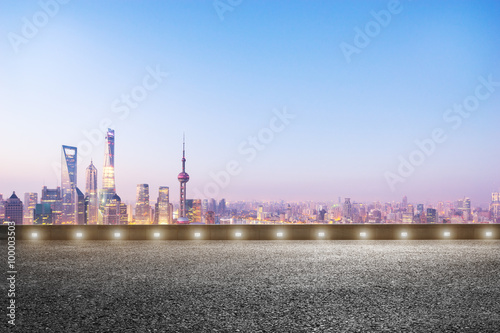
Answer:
top-left (2, 240), bottom-right (499, 332)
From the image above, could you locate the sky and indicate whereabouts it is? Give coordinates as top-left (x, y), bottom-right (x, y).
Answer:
top-left (1, 0), bottom-right (500, 207)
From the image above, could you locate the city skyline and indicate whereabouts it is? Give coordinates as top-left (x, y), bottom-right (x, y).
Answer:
top-left (1, 1), bottom-right (500, 205)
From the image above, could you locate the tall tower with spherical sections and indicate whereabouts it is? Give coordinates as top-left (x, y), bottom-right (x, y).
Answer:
top-left (177, 136), bottom-right (190, 223)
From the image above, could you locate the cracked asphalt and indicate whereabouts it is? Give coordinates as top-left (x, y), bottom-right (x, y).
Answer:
top-left (2, 240), bottom-right (499, 332)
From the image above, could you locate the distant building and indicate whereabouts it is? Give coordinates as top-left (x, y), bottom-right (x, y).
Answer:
top-left (5, 192), bottom-right (23, 224)
top-left (186, 199), bottom-right (202, 223)
top-left (157, 186), bottom-right (171, 224)
top-left (76, 187), bottom-right (86, 225)
top-left (23, 192), bottom-right (38, 224)
top-left (490, 192), bottom-right (500, 222)
top-left (99, 129), bottom-right (118, 224)
top-left (0, 194), bottom-right (5, 221)
top-left (34, 203), bottom-right (53, 225)
top-left (41, 186), bottom-right (62, 224)
top-left (135, 184), bottom-right (150, 224)
top-left (61, 145), bottom-right (78, 224)
top-left (426, 208), bottom-right (437, 223)
top-left (177, 137), bottom-right (190, 222)
top-left (343, 198), bottom-right (352, 223)
top-left (85, 160), bottom-right (98, 224)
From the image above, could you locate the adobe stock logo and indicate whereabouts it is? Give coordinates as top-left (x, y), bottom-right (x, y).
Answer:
top-left (384, 75), bottom-right (499, 192)
top-left (7, 0), bottom-right (71, 54)
top-left (339, 0), bottom-right (404, 64)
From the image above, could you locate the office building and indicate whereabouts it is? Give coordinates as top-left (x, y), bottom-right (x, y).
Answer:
top-left (61, 145), bottom-right (77, 224)
top-left (5, 192), bottom-right (23, 224)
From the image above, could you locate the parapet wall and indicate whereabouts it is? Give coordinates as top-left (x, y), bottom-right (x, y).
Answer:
top-left (1, 224), bottom-right (499, 240)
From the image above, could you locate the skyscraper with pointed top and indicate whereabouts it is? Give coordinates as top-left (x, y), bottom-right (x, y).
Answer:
top-left (85, 160), bottom-right (98, 224)
top-left (177, 136), bottom-right (190, 223)
top-left (99, 129), bottom-right (120, 224)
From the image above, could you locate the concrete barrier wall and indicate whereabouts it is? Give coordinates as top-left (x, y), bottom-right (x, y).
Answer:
top-left (1, 224), bottom-right (499, 240)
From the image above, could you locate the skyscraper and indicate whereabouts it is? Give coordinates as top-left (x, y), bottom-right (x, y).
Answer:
top-left (5, 192), bottom-right (23, 224)
top-left (343, 198), bottom-right (352, 223)
top-left (490, 192), bottom-right (500, 222)
top-left (99, 129), bottom-right (119, 224)
top-left (177, 137), bottom-right (190, 223)
top-left (102, 129), bottom-right (116, 193)
top-left (41, 186), bottom-right (62, 224)
top-left (76, 187), bottom-right (86, 225)
top-left (85, 160), bottom-right (98, 224)
top-left (135, 184), bottom-right (150, 224)
top-left (61, 145), bottom-right (77, 224)
top-left (23, 192), bottom-right (38, 224)
top-left (157, 186), bottom-right (170, 224)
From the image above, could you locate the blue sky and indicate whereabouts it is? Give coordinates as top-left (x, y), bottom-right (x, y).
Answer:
top-left (1, 0), bottom-right (499, 206)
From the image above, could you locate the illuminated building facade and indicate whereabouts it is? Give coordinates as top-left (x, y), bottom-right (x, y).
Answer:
top-left (157, 186), bottom-right (171, 224)
top-left (186, 199), bottom-right (201, 223)
top-left (85, 160), bottom-right (98, 224)
top-left (99, 129), bottom-right (120, 224)
top-left (41, 186), bottom-right (62, 224)
top-left (23, 192), bottom-right (38, 224)
top-left (61, 145), bottom-right (77, 224)
top-left (135, 184), bottom-right (150, 224)
top-left (34, 203), bottom-right (52, 224)
top-left (5, 192), bottom-right (23, 224)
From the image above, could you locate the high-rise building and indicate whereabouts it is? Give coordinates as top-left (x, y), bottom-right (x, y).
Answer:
top-left (426, 208), bottom-right (437, 223)
top-left (23, 192), bottom-right (38, 224)
top-left (99, 129), bottom-right (121, 225)
top-left (157, 186), bottom-right (171, 224)
top-left (0, 194), bottom-right (5, 221)
top-left (218, 199), bottom-right (226, 216)
top-left (343, 198), bottom-right (352, 223)
top-left (76, 187), bottom-right (86, 225)
top-left (401, 195), bottom-right (408, 211)
top-left (186, 199), bottom-right (201, 223)
top-left (102, 193), bottom-right (122, 225)
top-left (135, 184), bottom-right (150, 224)
top-left (61, 145), bottom-right (77, 224)
top-left (5, 192), bottom-right (23, 224)
top-left (177, 137), bottom-right (190, 224)
top-left (85, 160), bottom-right (98, 224)
top-left (490, 192), bottom-right (500, 222)
top-left (102, 129), bottom-right (116, 193)
top-left (41, 186), bottom-right (62, 224)
top-left (33, 203), bottom-right (52, 224)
